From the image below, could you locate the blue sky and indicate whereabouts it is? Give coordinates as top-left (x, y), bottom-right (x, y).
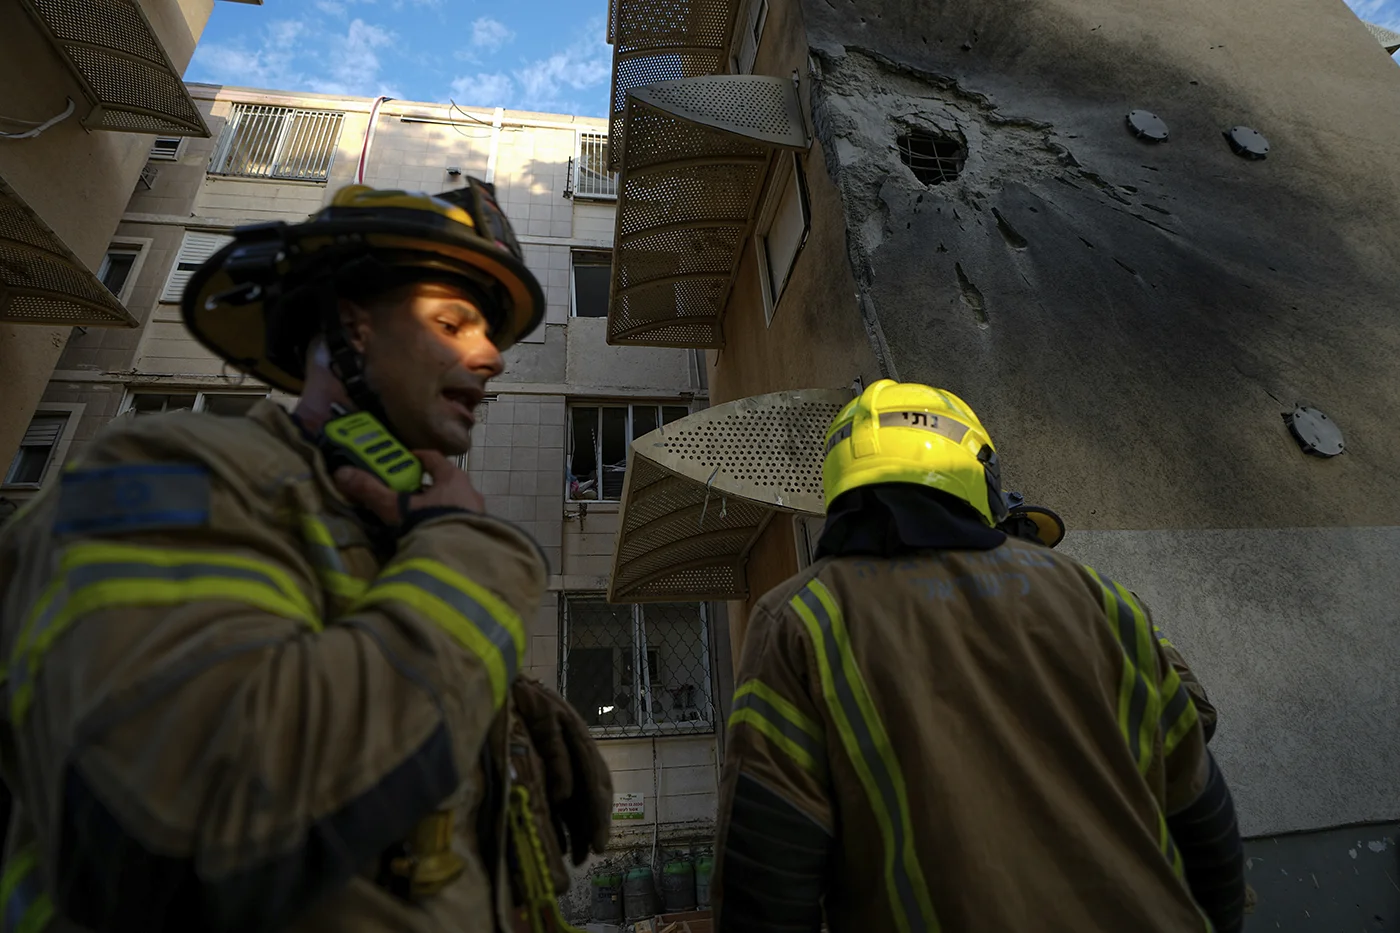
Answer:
top-left (188, 0), bottom-right (1399, 119)
top-left (188, 0), bottom-right (616, 117)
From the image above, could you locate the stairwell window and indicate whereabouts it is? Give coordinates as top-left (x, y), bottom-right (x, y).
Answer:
top-left (209, 104), bottom-right (344, 182)
top-left (161, 231), bottom-right (234, 303)
top-left (561, 595), bottom-right (714, 737)
top-left (567, 403), bottom-right (689, 501)
top-left (755, 152), bottom-right (811, 326)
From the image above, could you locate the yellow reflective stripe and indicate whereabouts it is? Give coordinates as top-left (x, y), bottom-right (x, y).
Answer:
top-left (790, 580), bottom-right (937, 933)
top-left (0, 850), bottom-right (37, 912)
top-left (300, 516), bottom-right (370, 603)
top-left (1085, 568), bottom-right (1159, 774)
top-left (15, 895), bottom-right (51, 933)
top-left (731, 680), bottom-right (826, 778)
top-left (354, 558), bottom-right (524, 709)
top-left (1158, 810), bottom-right (1185, 878)
top-left (7, 542), bottom-right (320, 721)
top-left (1, 846), bottom-right (52, 933)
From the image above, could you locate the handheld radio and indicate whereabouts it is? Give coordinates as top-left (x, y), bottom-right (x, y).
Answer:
top-left (323, 407), bottom-right (424, 493)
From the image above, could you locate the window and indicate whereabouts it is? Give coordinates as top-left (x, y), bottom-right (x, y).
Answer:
top-left (571, 251), bottom-right (612, 318)
top-left (161, 231), bottom-right (234, 303)
top-left (98, 246), bottom-right (140, 301)
top-left (755, 153), bottom-right (811, 325)
top-left (122, 390), bottom-right (269, 418)
top-left (572, 132), bottom-right (618, 199)
top-left (735, 0), bottom-right (769, 73)
top-left (562, 595), bottom-right (713, 736)
top-left (209, 103), bottom-right (345, 182)
top-left (149, 137), bottom-right (182, 160)
top-left (793, 515), bottom-right (826, 569)
top-left (4, 414), bottom-right (70, 488)
top-left (568, 403), bottom-right (689, 501)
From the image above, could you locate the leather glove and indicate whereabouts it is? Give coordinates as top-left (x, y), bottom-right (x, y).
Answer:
top-left (511, 676), bottom-right (614, 864)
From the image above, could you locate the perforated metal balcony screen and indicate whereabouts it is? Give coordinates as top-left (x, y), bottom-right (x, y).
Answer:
top-left (606, 0), bottom-right (736, 170)
top-left (607, 76), bottom-right (808, 348)
top-left (0, 177), bottom-right (138, 328)
top-left (18, 0), bottom-right (210, 137)
top-left (609, 389), bottom-right (852, 603)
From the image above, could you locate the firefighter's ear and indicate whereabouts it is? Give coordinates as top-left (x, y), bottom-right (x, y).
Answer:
top-left (338, 298), bottom-right (374, 353)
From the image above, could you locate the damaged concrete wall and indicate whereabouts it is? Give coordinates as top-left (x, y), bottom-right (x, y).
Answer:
top-left (797, 0), bottom-right (1400, 849)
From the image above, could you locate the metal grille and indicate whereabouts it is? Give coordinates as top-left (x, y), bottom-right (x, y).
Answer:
top-left (897, 131), bottom-right (967, 186)
top-left (0, 177), bottom-right (137, 327)
top-left (562, 595), bottom-right (714, 737)
top-left (606, 0), bottom-right (735, 169)
top-left (18, 0), bottom-right (209, 137)
top-left (574, 132), bottom-right (619, 199)
top-left (607, 77), bottom-right (806, 349)
top-left (609, 390), bottom-right (853, 603)
top-left (210, 105), bottom-right (345, 182)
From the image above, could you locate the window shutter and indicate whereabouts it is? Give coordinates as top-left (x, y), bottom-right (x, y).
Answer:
top-left (20, 416), bottom-right (65, 447)
top-left (161, 231), bottom-right (234, 303)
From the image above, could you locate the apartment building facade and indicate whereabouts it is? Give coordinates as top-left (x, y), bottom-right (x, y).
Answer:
top-left (1, 83), bottom-right (724, 901)
top-left (0, 0), bottom-right (237, 514)
top-left (600, 0), bottom-right (1400, 923)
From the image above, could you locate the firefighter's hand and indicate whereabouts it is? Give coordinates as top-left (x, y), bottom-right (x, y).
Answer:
top-left (334, 449), bottom-right (486, 525)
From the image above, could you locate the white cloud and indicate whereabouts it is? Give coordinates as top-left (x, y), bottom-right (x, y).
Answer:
top-left (190, 18), bottom-right (307, 89)
top-left (472, 17), bottom-right (514, 51)
top-left (308, 19), bottom-right (397, 97)
top-left (450, 72), bottom-right (515, 107)
top-left (1347, 0), bottom-right (1400, 29)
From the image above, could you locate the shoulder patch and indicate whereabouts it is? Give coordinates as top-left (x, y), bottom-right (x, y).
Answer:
top-left (55, 463), bottom-right (211, 535)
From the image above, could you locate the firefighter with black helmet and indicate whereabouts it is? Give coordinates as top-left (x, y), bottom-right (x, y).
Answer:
top-left (0, 181), bottom-right (612, 932)
top-left (712, 379), bottom-right (1245, 933)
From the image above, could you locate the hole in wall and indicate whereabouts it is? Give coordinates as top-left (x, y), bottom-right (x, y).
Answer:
top-left (897, 130), bottom-right (967, 185)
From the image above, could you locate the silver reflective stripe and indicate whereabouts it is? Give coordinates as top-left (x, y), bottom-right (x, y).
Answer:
top-left (378, 568), bottom-right (519, 680)
top-left (877, 411), bottom-right (970, 444)
top-left (733, 688), bottom-right (825, 767)
top-left (796, 586), bottom-right (927, 932)
top-left (306, 540), bottom-right (348, 575)
top-left (9, 560), bottom-right (291, 693)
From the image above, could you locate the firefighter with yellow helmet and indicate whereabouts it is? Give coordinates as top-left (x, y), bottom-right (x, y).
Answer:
top-left (0, 180), bottom-right (612, 931)
top-left (711, 380), bottom-right (1245, 933)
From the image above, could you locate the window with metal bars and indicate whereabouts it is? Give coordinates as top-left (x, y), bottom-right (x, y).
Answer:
top-left (4, 415), bottom-right (69, 487)
top-left (209, 104), bottom-right (345, 182)
top-left (573, 132), bottom-right (618, 199)
top-left (567, 403), bottom-right (689, 501)
top-left (561, 595), bottom-right (714, 737)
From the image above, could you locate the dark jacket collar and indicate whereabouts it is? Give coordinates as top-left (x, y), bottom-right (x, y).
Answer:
top-left (815, 483), bottom-right (1006, 560)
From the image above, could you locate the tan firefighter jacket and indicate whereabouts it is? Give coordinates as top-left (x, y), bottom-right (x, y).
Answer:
top-left (0, 400), bottom-right (568, 933)
top-left (714, 534), bottom-right (1216, 933)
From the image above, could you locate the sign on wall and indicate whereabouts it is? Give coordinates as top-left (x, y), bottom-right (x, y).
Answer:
top-left (613, 792), bottom-right (645, 821)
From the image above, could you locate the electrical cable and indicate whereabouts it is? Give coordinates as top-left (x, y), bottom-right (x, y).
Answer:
top-left (0, 98), bottom-right (76, 139)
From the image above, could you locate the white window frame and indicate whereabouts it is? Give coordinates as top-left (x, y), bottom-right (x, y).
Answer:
top-left (560, 594), bottom-right (715, 738)
top-left (209, 103), bottom-right (345, 183)
top-left (734, 0), bottom-right (769, 74)
top-left (161, 230), bottom-right (234, 304)
top-left (754, 152), bottom-right (811, 326)
top-left (569, 250), bottom-right (613, 318)
top-left (566, 402), bottom-right (691, 502)
top-left (148, 137), bottom-right (183, 161)
top-left (572, 131), bottom-right (619, 200)
top-left (118, 389), bottom-right (270, 418)
top-left (2, 403), bottom-right (85, 491)
top-left (97, 237), bottom-right (153, 306)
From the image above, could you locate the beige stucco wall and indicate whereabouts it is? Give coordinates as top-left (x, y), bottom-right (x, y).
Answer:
top-left (0, 0), bottom-right (214, 476)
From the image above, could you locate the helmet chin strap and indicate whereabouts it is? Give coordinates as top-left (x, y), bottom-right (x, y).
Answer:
top-left (318, 287), bottom-right (404, 441)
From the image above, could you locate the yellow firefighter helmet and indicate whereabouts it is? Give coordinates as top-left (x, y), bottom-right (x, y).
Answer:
top-left (822, 379), bottom-right (1008, 525)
